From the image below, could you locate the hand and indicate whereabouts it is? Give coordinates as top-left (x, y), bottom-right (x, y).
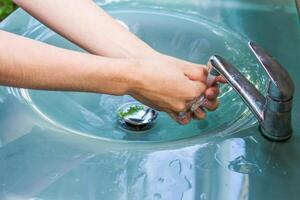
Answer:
top-left (142, 54), bottom-right (226, 124)
top-left (192, 76), bottom-right (226, 123)
top-left (126, 56), bottom-right (209, 124)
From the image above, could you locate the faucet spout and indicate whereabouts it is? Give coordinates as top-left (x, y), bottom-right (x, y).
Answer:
top-left (208, 55), bottom-right (265, 122)
top-left (207, 41), bottom-right (294, 141)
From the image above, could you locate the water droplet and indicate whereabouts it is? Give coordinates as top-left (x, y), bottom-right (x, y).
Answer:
top-left (49, 173), bottom-right (60, 179)
top-left (169, 159), bottom-right (182, 175)
top-left (200, 193), bottom-right (207, 200)
top-left (158, 177), bottom-right (164, 183)
top-left (154, 193), bottom-right (162, 199)
top-left (228, 155), bottom-right (262, 174)
top-left (184, 176), bottom-right (192, 190)
top-left (283, 171), bottom-right (287, 175)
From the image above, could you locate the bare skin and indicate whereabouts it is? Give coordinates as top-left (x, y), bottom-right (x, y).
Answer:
top-left (0, 0), bottom-right (225, 124)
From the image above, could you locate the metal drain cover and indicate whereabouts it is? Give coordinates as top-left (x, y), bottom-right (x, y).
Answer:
top-left (117, 102), bottom-right (158, 131)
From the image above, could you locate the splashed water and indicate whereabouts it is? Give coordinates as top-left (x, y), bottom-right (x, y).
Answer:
top-left (228, 155), bottom-right (262, 174)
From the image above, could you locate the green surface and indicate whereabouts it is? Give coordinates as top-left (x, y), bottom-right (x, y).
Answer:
top-left (118, 104), bottom-right (145, 118)
top-left (0, 0), bottom-right (299, 200)
top-left (0, 0), bottom-right (17, 21)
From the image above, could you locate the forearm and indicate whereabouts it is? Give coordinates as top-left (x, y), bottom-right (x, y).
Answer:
top-left (13, 0), bottom-right (158, 58)
top-left (0, 30), bottom-right (136, 95)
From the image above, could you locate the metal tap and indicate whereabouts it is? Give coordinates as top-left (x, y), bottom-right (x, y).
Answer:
top-left (208, 41), bottom-right (294, 141)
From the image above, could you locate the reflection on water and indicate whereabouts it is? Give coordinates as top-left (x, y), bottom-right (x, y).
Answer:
top-left (14, 9), bottom-right (267, 142)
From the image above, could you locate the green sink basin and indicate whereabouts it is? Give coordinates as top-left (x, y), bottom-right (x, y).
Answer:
top-left (0, 0), bottom-right (299, 199)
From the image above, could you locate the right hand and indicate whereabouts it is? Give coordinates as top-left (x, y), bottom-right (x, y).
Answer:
top-left (126, 57), bottom-right (208, 124)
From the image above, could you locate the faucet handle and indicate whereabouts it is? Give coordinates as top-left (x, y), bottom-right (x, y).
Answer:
top-left (248, 41), bottom-right (294, 101)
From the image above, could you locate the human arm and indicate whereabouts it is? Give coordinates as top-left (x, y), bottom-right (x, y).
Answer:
top-left (10, 0), bottom-right (224, 123)
top-left (0, 30), bottom-right (209, 123)
top-left (13, 0), bottom-right (158, 58)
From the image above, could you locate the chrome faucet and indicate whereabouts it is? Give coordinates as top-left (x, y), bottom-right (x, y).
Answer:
top-left (208, 41), bottom-right (294, 141)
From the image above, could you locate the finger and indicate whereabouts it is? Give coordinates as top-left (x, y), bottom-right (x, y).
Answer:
top-left (205, 87), bottom-right (220, 100)
top-left (183, 65), bottom-right (208, 83)
top-left (203, 99), bottom-right (220, 111)
top-left (178, 111), bottom-right (192, 125)
top-left (215, 76), bottom-right (227, 83)
top-left (167, 111), bottom-right (192, 125)
top-left (193, 107), bottom-right (206, 120)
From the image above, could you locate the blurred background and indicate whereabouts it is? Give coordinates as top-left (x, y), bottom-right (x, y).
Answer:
top-left (0, 0), bottom-right (17, 21)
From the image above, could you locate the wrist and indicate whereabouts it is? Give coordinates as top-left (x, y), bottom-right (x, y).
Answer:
top-left (122, 59), bottom-right (145, 95)
top-left (86, 57), bottom-right (142, 96)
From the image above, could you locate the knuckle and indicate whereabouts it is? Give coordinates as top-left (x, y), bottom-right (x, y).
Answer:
top-left (199, 67), bottom-right (208, 77)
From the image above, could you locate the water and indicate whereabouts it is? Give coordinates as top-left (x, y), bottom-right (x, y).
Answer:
top-left (228, 155), bottom-right (262, 174)
top-left (16, 9), bottom-right (267, 142)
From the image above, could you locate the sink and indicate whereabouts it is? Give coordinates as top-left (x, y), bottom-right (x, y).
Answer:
top-left (16, 9), bottom-right (267, 142)
top-left (1, 0), bottom-right (299, 200)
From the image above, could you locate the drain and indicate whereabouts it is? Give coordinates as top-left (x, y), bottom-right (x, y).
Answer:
top-left (117, 102), bottom-right (158, 131)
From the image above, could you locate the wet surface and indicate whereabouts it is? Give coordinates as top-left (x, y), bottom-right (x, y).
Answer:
top-left (0, 126), bottom-right (300, 200)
